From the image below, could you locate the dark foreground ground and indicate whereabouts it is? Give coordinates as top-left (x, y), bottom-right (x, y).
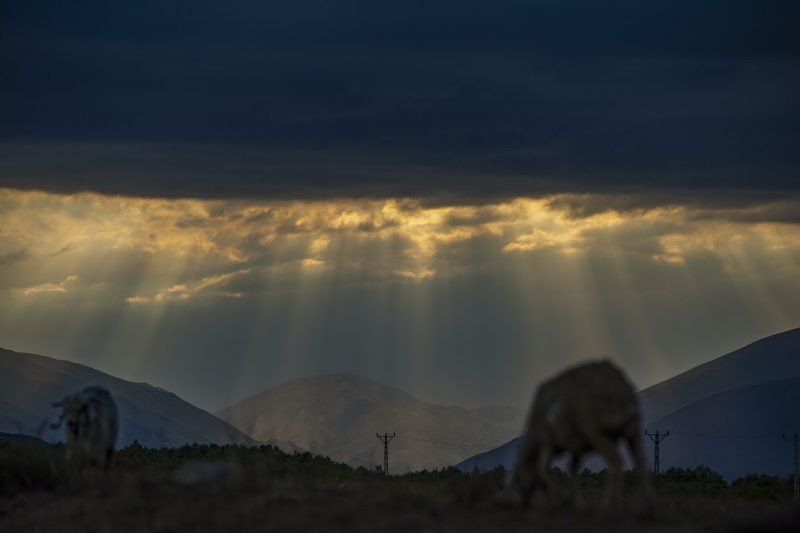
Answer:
top-left (1, 442), bottom-right (798, 533)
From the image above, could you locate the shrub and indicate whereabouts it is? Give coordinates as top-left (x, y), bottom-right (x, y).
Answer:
top-left (730, 474), bottom-right (792, 501)
top-left (0, 441), bottom-right (68, 494)
top-left (658, 466), bottom-right (727, 496)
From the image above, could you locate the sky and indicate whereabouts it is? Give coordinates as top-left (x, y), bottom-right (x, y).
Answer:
top-left (1, 1), bottom-right (799, 411)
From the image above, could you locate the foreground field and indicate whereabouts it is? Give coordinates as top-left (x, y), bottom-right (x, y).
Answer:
top-left (1, 443), bottom-right (798, 532)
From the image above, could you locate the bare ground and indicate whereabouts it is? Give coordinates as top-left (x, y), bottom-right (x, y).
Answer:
top-left (2, 477), bottom-right (798, 533)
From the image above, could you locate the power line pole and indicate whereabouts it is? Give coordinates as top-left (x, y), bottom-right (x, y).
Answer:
top-left (376, 432), bottom-right (396, 476)
top-left (783, 433), bottom-right (799, 499)
top-left (645, 429), bottom-right (670, 475)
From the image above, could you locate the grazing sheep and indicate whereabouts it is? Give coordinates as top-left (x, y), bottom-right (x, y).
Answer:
top-left (513, 360), bottom-right (654, 510)
top-left (52, 386), bottom-right (118, 468)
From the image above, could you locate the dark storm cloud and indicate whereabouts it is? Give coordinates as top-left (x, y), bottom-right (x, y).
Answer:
top-left (1, 1), bottom-right (798, 201)
top-left (547, 192), bottom-right (800, 221)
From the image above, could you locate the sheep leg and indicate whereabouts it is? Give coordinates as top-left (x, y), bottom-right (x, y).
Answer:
top-left (586, 433), bottom-right (622, 509)
top-left (515, 441), bottom-right (537, 508)
top-left (536, 443), bottom-right (559, 503)
top-left (626, 432), bottom-right (655, 514)
top-left (569, 453), bottom-right (584, 509)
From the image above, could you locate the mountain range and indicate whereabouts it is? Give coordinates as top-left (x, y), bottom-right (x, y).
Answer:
top-left (0, 348), bottom-right (525, 472)
top-left (3, 326), bottom-right (798, 477)
top-left (217, 373), bottom-right (526, 473)
top-left (456, 327), bottom-right (800, 480)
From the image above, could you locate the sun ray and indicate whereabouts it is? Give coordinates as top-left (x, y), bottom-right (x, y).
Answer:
top-left (2, 187), bottom-right (800, 409)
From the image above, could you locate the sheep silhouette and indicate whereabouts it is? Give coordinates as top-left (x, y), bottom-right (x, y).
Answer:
top-left (52, 386), bottom-right (118, 469)
top-left (513, 360), bottom-right (654, 510)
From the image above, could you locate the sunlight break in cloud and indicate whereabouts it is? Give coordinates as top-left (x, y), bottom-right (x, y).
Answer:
top-left (126, 269), bottom-right (250, 303)
top-left (20, 274), bottom-right (78, 296)
top-left (2, 188), bottom-right (800, 307)
top-left (300, 258), bottom-right (325, 268)
top-left (394, 268), bottom-right (436, 281)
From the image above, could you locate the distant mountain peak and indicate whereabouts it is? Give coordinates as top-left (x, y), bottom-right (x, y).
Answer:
top-left (218, 372), bottom-right (526, 473)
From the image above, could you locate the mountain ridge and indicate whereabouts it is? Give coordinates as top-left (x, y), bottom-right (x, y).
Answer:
top-left (639, 327), bottom-right (800, 421)
top-left (644, 376), bottom-right (800, 479)
top-left (217, 372), bottom-right (527, 473)
top-left (457, 327), bottom-right (800, 477)
top-left (0, 347), bottom-right (255, 448)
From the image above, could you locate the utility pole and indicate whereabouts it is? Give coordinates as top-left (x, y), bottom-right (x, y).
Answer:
top-left (783, 433), bottom-right (799, 499)
top-left (376, 432), bottom-right (396, 476)
top-left (645, 429), bottom-right (670, 475)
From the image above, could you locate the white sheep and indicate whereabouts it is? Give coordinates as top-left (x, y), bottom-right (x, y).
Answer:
top-left (52, 386), bottom-right (118, 468)
top-left (513, 360), bottom-right (654, 510)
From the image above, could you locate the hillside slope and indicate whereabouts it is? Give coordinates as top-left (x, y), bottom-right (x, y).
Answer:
top-left (458, 328), bottom-right (800, 476)
top-left (217, 373), bottom-right (526, 473)
top-left (0, 347), bottom-right (255, 448)
top-left (644, 377), bottom-right (800, 480)
top-left (638, 327), bottom-right (800, 421)
top-left (460, 378), bottom-right (800, 480)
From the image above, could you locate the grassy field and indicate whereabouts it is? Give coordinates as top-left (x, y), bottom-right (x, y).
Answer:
top-left (1, 442), bottom-right (798, 532)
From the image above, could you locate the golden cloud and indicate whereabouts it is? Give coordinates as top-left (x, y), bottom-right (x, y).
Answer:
top-left (127, 269), bottom-right (252, 303)
top-left (20, 274), bottom-right (79, 296)
top-left (2, 188), bottom-right (799, 304)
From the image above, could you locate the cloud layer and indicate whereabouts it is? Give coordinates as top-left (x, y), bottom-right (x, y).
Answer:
top-left (1, 1), bottom-right (798, 200)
